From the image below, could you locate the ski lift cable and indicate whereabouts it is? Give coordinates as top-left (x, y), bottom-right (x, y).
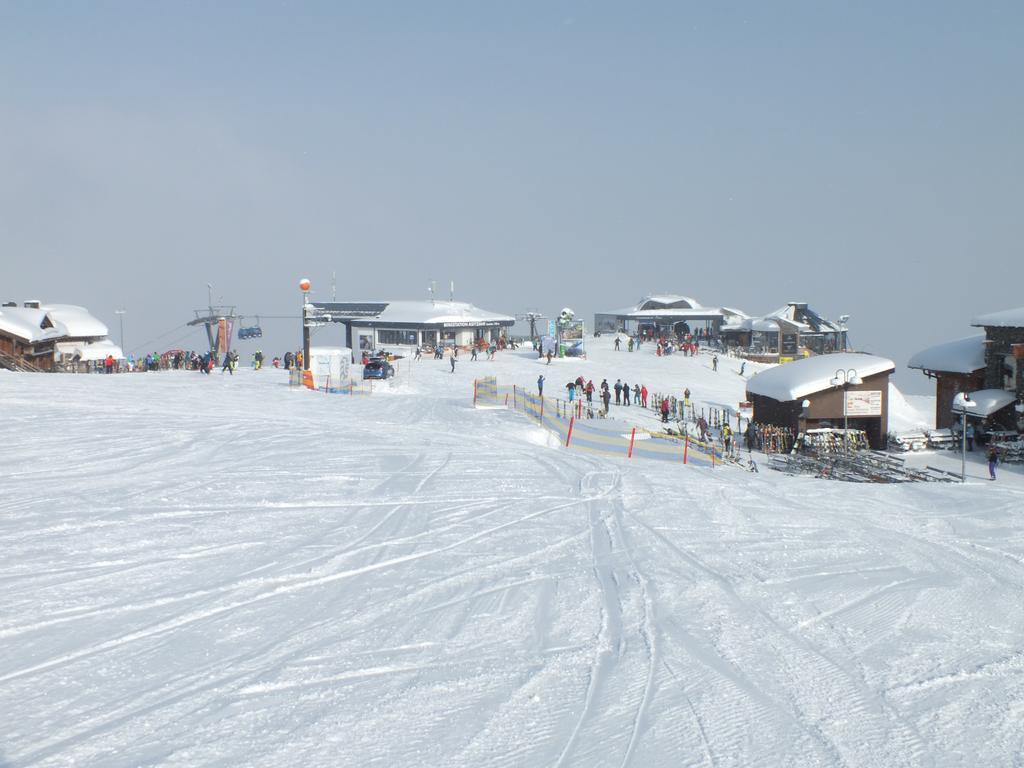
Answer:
top-left (128, 323), bottom-right (195, 356)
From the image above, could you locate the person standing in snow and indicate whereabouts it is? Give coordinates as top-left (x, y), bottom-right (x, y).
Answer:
top-left (450, 353), bottom-right (456, 373)
top-left (712, 354), bottom-right (719, 372)
top-left (640, 384), bottom-right (648, 408)
top-left (614, 379), bottom-right (623, 405)
top-left (622, 381), bottom-right (630, 406)
top-left (601, 387), bottom-right (611, 415)
top-left (222, 352), bottom-right (233, 375)
top-left (633, 384), bottom-right (641, 405)
top-left (966, 422), bottom-right (975, 451)
top-left (585, 380), bottom-right (594, 403)
top-left (537, 375), bottom-right (545, 395)
top-left (660, 397), bottom-right (670, 423)
top-left (614, 336), bottom-right (621, 351)
top-left (471, 346), bottom-right (478, 361)
top-left (987, 445), bottom-right (998, 480)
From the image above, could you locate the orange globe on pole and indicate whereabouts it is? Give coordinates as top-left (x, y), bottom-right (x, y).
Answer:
top-left (299, 278), bottom-right (311, 292)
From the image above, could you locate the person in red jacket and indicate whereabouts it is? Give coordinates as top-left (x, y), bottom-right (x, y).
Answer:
top-left (660, 397), bottom-right (670, 423)
top-left (640, 385), bottom-right (648, 408)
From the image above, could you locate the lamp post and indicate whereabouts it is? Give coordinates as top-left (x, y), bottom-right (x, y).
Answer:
top-left (300, 278), bottom-right (311, 370)
top-left (953, 392), bottom-right (977, 483)
top-left (114, 309), bottom-right (126, 351)
top-left (830, 368), bottom-right (862, 455)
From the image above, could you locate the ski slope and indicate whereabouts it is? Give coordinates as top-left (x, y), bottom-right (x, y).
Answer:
top-left (1, 341), bottom-right (1022, 767)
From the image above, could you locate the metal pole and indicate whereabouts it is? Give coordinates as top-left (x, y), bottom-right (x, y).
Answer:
top-left (961, 407), bottom-right (967, 484)
top-left (843, 383), bottom-right (849, 456)
top-left (115, 309), bottom-right (125, 350)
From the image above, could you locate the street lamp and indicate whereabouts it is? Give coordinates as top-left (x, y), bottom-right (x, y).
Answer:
top-left (114, 309), bottom-right (126, 351)
top-left (953, 392), bottom-right (977, 484)
top-left (830, 368), bottom-right (862, 455)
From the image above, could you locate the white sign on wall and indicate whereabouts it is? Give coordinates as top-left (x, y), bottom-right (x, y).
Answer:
top-left (845, 390), bottom-right (882, 417)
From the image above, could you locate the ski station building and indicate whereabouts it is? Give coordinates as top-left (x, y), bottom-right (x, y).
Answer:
top-left (907, 335), bottom-right (987, 429)
top-left (720, 302), bottom-right (848, 363)
top-left (907, 307), bottom-right (1024, 432)
top-left (745, 352), bottom-right (896, 449)
top-left (0, 300), bottom-right (123, 372)
top-left (593, 295), bottom-right (749, 339)
top-left (308, 299), bottom-right (515, 357)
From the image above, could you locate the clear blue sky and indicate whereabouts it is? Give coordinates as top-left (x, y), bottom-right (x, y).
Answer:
top-left (2, 2), bottom-right (1021, 390)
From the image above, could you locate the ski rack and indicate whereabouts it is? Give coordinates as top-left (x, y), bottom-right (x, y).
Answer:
top-left (770, 449), bottom-right (957, 483)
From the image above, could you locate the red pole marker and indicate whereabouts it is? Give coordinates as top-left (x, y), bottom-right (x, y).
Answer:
top-left (566, 416), bottom-right (575, 447)
top-left (628, 427), bottom-right (636, 458)
top-left (540, 397), bottom-right (545, 424)
top-left (684, 435), bottom-right (689, 464)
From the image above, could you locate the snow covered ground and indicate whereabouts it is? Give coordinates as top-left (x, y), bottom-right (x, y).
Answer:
top-left (2, 341), bottom-right (1022, 767)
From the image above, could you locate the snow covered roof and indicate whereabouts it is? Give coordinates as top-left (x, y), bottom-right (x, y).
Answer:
top-left (954, 389), bottom-right (1017, 418)
top-left (0, 307), bottom-right (59, 343)
top-left (746, 352), bottom-right (896, 402)
top-left (638, 295), bottom-right (702, 310)
top-left (311, 300), bottom-right (514, 326)
top-left (766, 303), bottom-right (841, 334)
top-left (44, 304), bottom-right (109, 338)
top-left (0, 303), bottom-right (109, 342)
top-left (972, 307), bottom-right (1024, 329)
top-left (55, 339), bottom-right (125, 361)
top-left (907, 335), bottom-right (986, 374)
top-left (599, 295), bottom-right (748, 321)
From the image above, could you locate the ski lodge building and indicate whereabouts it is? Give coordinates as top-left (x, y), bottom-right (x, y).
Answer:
top-left (907, 335), bottom-right (987, 429)
top-left (908, 307), bottom-right (1024, 432)
top-left (0, 301), bottom-right (123, 371)
top-left (594, 295), bottom-right (748, 339)
top-left (720, 302), bottom-right (848, 363)
top-left (308, 299), bottom-right (515, 357)
top-left (745, 352), bottom-right (896, 449)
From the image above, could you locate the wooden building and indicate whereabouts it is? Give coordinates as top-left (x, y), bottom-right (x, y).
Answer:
top-left (722, 302), bottom-right (847, 363)
top-left (746, 352), bottom-right (896, 449)
top-left (907, 335), bottom-right (986, 429)
top-left (0, 301), bottom-right (122, 371)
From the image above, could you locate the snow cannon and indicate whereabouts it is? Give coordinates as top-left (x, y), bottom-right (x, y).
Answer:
top-left (559, 307), bottom-right (575, 322)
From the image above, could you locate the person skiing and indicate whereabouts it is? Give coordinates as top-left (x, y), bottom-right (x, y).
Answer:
top-left (471, 346), bottom-right (478, 361)
top-left (537, 375), bottom-right (545, 395)
top-left (987, 444), bottom-right (998, 480)
top-left (614, 336), bottom-right (621, 351)
top-left (627, 338), bottom-right (634, 352)
top-left (222, 351), bottom-right (233, 375)
top-left (414, 347), bottom-right (422, 360)
top-left (660, 397), bottom-right (670, 423)
top-left (614, 379), bottom-right (623, 405)
top-left (712, 354), bottom-right (719, 372)
top-left (622, 381), bottom-right (630, 406)
top-left (254, 350), bottom-right (264, 370)
top-left (739, 361), bottom-right (746, 376)
top-left (566, 381), bottom-right (576, 402)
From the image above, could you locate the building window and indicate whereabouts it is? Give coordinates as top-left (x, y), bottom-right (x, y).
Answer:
top-left (377, 329), bottom-right (418, 346)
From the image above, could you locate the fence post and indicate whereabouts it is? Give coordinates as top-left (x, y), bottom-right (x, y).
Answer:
top-left (474, 379), bottom-right (478, 406)
top-left (628, 427), bottom-right (636, 458)
top-left (565, 416), bottom-right (575, 447)
top-left (513, 384), bottom-right (517, 409)
top-left (540, 396), bottom-right (544, 425)
top-left (684, 435), bottom-right (689, 464)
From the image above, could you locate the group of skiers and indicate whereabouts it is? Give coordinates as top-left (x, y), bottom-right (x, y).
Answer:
top-left (537, 375), bottom-right (650, 416)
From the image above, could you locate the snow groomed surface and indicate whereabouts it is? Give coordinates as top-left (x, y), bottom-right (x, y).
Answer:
top-left (1, 342), bottom-right (1022, 767)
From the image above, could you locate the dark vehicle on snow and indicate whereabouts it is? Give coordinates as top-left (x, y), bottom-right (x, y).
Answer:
top-left (362, 358), bottom-right (395, 380)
